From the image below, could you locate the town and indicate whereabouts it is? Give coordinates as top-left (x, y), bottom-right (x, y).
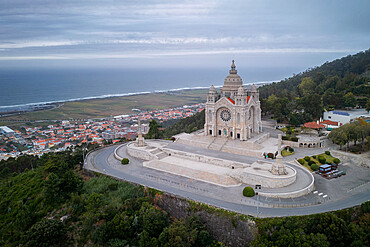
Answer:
top-left (0, 103), bottom-right (205, 160)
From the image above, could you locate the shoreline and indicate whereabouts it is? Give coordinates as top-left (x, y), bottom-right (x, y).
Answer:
top-left (0, 81), bottom-right (274, 117)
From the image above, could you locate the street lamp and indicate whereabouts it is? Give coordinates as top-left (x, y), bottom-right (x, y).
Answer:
top-left (255, 184), bottom-right (262, 218)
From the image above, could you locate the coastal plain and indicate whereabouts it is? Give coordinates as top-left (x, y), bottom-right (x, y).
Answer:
top-left (0, 89), bottom-right (207, 125)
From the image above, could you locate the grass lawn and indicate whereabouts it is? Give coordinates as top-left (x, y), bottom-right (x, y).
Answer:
top-left (0, 89), bottom-right (207, 121)
top-left (298, 152), bottom-right (339, 172)
top-left (281, 149), bottom-right (294, 157)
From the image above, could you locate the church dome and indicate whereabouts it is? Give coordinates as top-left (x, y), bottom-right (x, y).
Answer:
top-left (223, 60), bottom-right (243, 87)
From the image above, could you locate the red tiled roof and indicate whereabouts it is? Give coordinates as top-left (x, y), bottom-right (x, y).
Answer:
top-left (304, 122), bottom-right (325, 129)
top-left (227, 97), bottom-right (235, 104)
top-left (321, 120), bottom-right (339, 126)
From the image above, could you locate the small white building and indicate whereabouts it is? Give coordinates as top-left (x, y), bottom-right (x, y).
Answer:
top-left (323, 109), bottom-right (369, 125)
top-left (0, 126), bottom-right (15, 137)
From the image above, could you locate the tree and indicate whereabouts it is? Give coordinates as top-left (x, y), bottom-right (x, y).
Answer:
top-left (139, 230), bottom-right (158, 247)
top-left (356, 119), bottom-right (370, 150)
top-left (298, 93), bottom-right (323, 120)
top-left (328, 128), bottom-right (347, 149)
top-left (299, 77), bottom-right (316, 96)
top-left (43, 169), bottom-right (82, 203)
top-left (140, 203), bottom-right (169, 238)
top-left (25, 219), bottom-right (67, 247)
top-left (343, 92), bottom-right (357, 108)
top-left (147, 120), bottom-right (162, 139)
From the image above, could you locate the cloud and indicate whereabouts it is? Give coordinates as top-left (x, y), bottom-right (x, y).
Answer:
top-left (0, 48), bottom-right (356, 61)
top-left (0, 0), bottom-right (368, 66)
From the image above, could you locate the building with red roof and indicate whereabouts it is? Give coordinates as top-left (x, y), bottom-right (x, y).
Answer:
top-left (303, 121), bottom-right (325, 129)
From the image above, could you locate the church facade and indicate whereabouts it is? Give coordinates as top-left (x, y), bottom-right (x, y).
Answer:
top-left (204, 60), bottom-right (262, 140)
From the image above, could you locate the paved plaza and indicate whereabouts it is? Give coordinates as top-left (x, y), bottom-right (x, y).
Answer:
top-left (86, 118), bottom-right (370, 216)
top-left (86, 137), bottom-right (369, 217)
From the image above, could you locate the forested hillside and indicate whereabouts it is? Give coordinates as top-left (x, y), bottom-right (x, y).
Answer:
top-left (259, 49), bottom-right (370, 124)
top-left (146, 110), bottom-right (205, 139)
top-left (1, 150), bottom-right (369, 247)
top-left (0, 150), bottom-right (219, 247)
top-left (251, 202), bottom-right (369, 247)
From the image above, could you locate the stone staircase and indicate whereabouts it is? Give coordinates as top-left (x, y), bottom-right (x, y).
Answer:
top-left (156, 152), bottom-right (168, 160)
top-left (150, 149), bottom-right (161, 155)
top-left (150, 148), bottom-right (169, 160)
top-left (208, 138), bottom-right (229, 151)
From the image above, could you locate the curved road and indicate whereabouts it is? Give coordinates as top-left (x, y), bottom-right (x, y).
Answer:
top-left (87, 144), bottom-right (370, 217)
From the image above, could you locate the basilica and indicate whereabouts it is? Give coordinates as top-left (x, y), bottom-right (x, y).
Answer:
top-left (204, 60), bottom-right (262, 140)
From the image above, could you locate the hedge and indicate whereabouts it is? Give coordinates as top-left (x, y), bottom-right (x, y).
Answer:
top-left (318, 156), bottom-right (326, 164)
top-left (297, 159), bottom-right (305, 165)
top-left (325, 151), bottom-right (331, 155)
top-left (243, 186), bottom-right (255, 197)
top-left (333, 158), bottom-right (340, 164)
top-left (304, 156), bottom-right (311, 162)
top-left (308, 160), bottom-right (316, 166)
top-left (311, 164), bottom-right (319, 171)
top-left (121, 158), bottom-right (130, 165)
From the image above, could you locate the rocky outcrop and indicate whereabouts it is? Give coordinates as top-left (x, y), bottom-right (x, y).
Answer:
top-left (152, 192), bottom-right (258, 247)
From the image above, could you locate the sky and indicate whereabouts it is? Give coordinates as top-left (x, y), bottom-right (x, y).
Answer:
top-left (0, 0), bottom-right (369, 70)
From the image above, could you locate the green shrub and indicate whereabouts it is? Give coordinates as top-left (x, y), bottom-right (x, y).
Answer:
top-left (325, 151), bottom-right (330, 155)
top-left (26, 219), bottom-right (66, 247)
top-left (318, 156), bottom-right (326, 164)
top-left (311, 164), bottom-right (319, 171)
top-left (312, 155), bottom-right (317, 159)
top-left (333, 158), bottom-right (340, 164)
top-left (282, 136), bottom-right (288, 140)
top-left (108, 183), bottom-right (118, 191)
top-left (289, 147), bottom-right (294, 152)
top-left (308, 160), bottom-right (316, 166)
top-left (304, 156), bottom-right (311, 162)
top-left (243, 186), bottom-right (255, 197)
top-left (121, 158), bottom-right (129, 165)
top-left (297, 159), bottom-right (305, 165)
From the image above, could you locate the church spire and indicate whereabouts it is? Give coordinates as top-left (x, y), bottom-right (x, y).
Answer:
top-left (229, 60), bottom-right (237, 74)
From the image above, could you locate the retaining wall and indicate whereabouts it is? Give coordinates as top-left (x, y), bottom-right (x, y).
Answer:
top-left (230, 165), bottom-right (297, 189)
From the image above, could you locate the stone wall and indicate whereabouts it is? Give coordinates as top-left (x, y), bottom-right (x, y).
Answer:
top-left (222, 145), bottom-right (262, 157)
top-left (230, 165), bottom-right (297, 189)
top-left (282, 140), bottom-right (300, 148)
top-left (162, 148), bottom-right (247, 169)
top-left (126, 143), bottom-right (157, 161)
top-left (153, 191), bottom-right (258, 247)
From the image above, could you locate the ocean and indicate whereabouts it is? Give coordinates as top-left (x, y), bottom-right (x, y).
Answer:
top-left (0, 66), bottom-right (300, 113)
